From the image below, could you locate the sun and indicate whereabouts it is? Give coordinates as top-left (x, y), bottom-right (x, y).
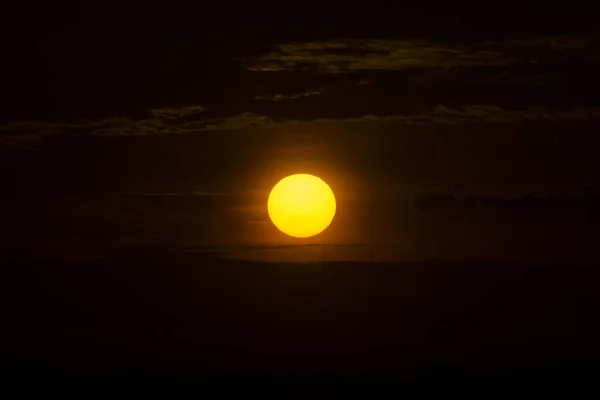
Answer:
top-left (267, 174), bottom-right (336, 238)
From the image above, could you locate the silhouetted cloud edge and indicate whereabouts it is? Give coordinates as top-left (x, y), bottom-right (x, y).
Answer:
top-left (246, 35), bottom-right (597, 73)
top-left (2, 105), bottom-right (600, 148)
top-left (110, 190), bottom-right (229, 197)
top-left (253, 88), bottom-right (327, 101)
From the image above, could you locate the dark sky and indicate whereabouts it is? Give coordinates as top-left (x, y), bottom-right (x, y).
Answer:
top-left (4, 2), bottom-right (600, 382)
top-left (2, 2), bottom-right (600, 263)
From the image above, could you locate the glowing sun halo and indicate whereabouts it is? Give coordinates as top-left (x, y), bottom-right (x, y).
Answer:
top-left (267, 174), bottom-right (336, 238)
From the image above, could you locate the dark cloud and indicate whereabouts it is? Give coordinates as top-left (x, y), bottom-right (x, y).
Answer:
top-left (199, 113), bottom-right (279, 131)
top-left (236, 34), bottom-right (600, 121)
top-left (3, 105), bottom-right (600, 148)
top-left (149, 105), bottom-right (206, 120)
top-left (0, 106), bottom-right (208, 148)
top-left (0, 117), bottom-right (130, 149)
top-left (239, 243), bottom-right (364, 250)
top-left (251, 77), bottom-right (370, 102)
top-left (111, 190), bottom-right (229, 196)
top-left (89, 112), bottom-right (280, 136)
top-left (311, 105), bottom-right (600, 125)
top-left (248, 39), bottom-right (506, 73)
top-left (253, 88), bottom-right (326, 101)
top-left (2, 33), bottom-right (599, 149)
top-left (247, 35), bottom-right (600, 73)
top-left (375, 105), bottom-right (600, 124)
top-left (0, 112), bottom-right (274, 148)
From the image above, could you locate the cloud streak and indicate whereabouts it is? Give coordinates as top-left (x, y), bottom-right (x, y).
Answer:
top-left (253, 88), bottom-right (326, 101)
top-left (310, 105), bottom-right (600, 125)
top-left (3, 34), bottom-right (600, 149)
top-left (149, 105), bottom-right (206, 120)
top-left (247, 35), bottom-right (599, 73)
top-left (3, 105), bottom-right (600, 148)
top-left (110, 190), bottom-right (229, 197)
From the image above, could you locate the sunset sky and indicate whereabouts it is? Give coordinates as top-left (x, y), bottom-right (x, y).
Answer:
top-left (2, 3), bottom-right (600, 265)
top-left (2, 2), bottom-right (600, 381)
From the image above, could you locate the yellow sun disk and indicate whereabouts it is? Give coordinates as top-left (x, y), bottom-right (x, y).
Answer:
top-left (267, 174), bottom-right (336, 238)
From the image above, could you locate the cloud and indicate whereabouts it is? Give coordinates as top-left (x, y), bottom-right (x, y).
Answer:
top-left (313, 105), bottom-right (600, 125)
top-left (253, 88), bottom-right (326, 101)
top-left (0, 117), bottom-right (131, 149)
top-left (110, 190), bottom-right (229, 196)
top-left (90, 118), bottom-right (190, 136)
top-left (200, 113), bottom-right (279, 131)
top-left (0, 117), bottom-right (131, 133)
top-left (3, 105), bottom-right (600, 149)
top-left (3, 34), bottom-right (598, 150)
top-left (0, 105), bottom-right (209, 147)
top-left (149, 105), bottom-right (206, 120)
top-left (89, 112), bottom-right (281, 136)
top-left (89, 105), bottom-right (600, 138)
top-left (0, 128), bottom-right (63, 150)
top-left (251, 78), bottom-right (369, 102)
top-left (247, 39), bottom-right (506, 73)
top-left (247, 35), bottom-right (599, 73)
top-left (0, 112), bottom-right (282, 147)
top-left (237, 243), bottom-right (364, 251)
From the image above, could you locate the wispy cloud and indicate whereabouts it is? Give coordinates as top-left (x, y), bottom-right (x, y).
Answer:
top-left (0, 111), bottom-right (279, 148)
top-left (110, 190), bottom-right (229, 196)
top-left (0, 106), bottom-right (207, 149)
top-left (3, 105), bottom-right (600, 148)
top-left (149, 105), bottom-right (206, 120)
top-left (199, 113), bottom-right (279, 131)
top-left (310, 105), bottom-right (600, 125)
top-left (3, 35), bottom-right (599, 150)
top-left (0, 117), bottom-right (131, 149)
top-left (89, 112), bottom-right (280, 136)
top-left (245, 243), bottom-right (364, 250)
top-left (0, 128), bottom-right (63, 150)
top-left (247, 35), bottom-right (598, 73)
top-left (253, 88), bottom-right (326, 101)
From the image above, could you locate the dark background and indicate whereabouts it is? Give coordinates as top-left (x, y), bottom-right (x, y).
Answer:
top-left (1, 1), bottom-right (600, 385)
